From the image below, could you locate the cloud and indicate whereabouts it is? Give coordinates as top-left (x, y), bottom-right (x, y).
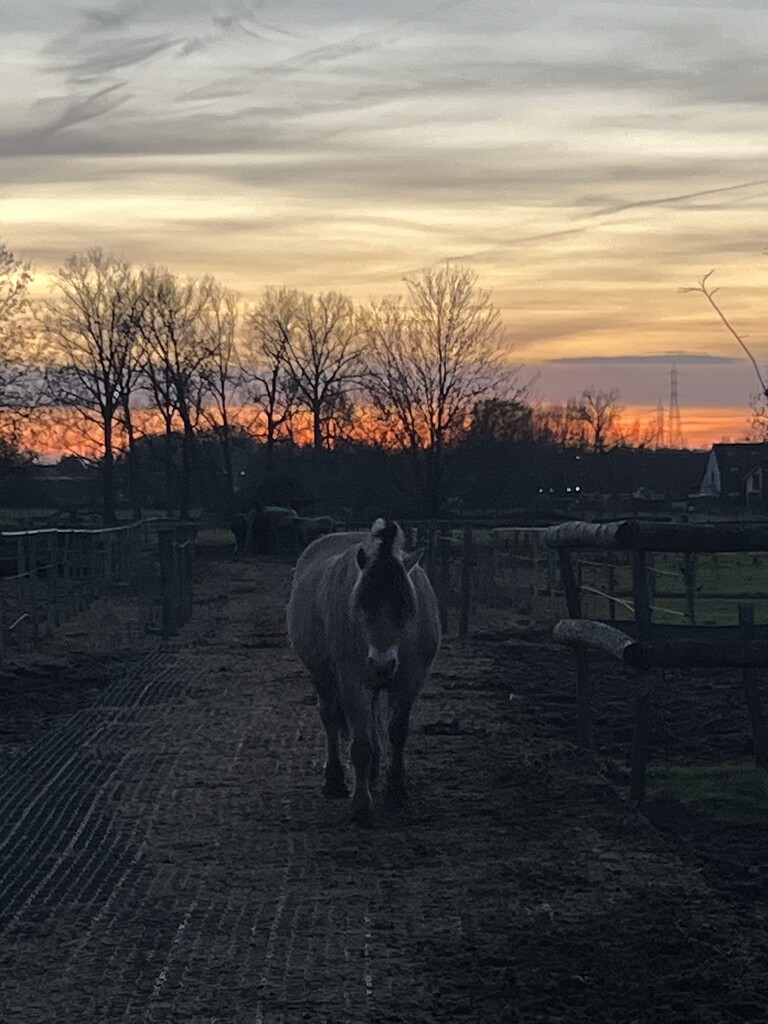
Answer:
top-left (32, 81), bottom-right (130, 135)
top-left (79, 2), bottom-right (146, 31)
top-left (47, 33), bottom-right (178, 78)
top-left (5, 0), bottom-right (768, 418)
top-left (590, 179), bottom-right (768, 218)
top-left (546, 354), bottom-right (741, 365)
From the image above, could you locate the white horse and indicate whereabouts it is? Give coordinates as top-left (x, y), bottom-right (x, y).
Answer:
top-left (286, 518), bottom-right (441, 825)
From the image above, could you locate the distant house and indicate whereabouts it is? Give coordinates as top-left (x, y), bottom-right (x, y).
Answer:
top-left (699, 443), bottom-right (768, 508)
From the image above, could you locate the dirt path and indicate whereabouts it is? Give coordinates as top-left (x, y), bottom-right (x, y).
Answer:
top-left (1, 555), bottom-right (768, 1023)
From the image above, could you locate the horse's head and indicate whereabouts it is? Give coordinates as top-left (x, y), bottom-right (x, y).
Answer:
top-left (351, 519), bottom-right (422, 688)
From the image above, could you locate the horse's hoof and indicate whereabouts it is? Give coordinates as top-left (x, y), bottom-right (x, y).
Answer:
top-left (351, 806), bottom-right (376, 828)
top-left (322, 781), bottom-right (349, 799)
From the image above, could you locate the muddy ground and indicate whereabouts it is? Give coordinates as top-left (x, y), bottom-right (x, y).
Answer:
top-left (1, 552), bottom-right (768, 1023)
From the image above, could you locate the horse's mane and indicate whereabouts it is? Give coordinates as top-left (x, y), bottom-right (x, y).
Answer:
top-left (358, 519), bottom-right (413, 622)
top-left (371, 517), bottom-right (402, 557)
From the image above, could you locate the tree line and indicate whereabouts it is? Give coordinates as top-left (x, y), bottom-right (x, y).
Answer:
top-left (1, 240), bottom-right (686, 522)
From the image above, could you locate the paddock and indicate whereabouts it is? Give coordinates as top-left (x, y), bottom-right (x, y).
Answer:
top-left (0, 554), bottom-right (767, 1023)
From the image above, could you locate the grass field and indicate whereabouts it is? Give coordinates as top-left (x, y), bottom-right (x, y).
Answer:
top-left (650, 761), bottom-right (768, 825)
top-left (562, 549), bottom-right (768, 627)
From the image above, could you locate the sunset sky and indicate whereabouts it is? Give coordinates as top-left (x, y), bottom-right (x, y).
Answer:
top-left (5, 0), bottom-right (768, 448)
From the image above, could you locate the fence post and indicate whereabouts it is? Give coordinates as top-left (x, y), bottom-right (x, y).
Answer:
top-left (63, 533), bottom-right (73, 615)
top-left (683, 553), bottom-right (697, 624)
top-left (531, 532), bottom-right (541, 619)
top-left (558, 549), bottom-right (595, 750)
top-left (438, 528), bottom-right (451, 635)
top-left (159, 527), bottom-right (178, 639)
top-left (175, 526), bottom-right (184, 623)
top-left (426, 520), bottom-right (437, 584)
top-left (16, 536), bottom-right (30, 644)
top-left (46, 533), bottom-right (57, 633)
top-left (630, 549), bottom-right (654, 802)
top-left (180, 523), bottom-right (195, 625)
top-left (459, 524), bottom-right (473, 640)
top-left (739, 603), bottom-right (768, 767)
top-left (630, 674), bottom-right (652, 803)
top-left (547, 547), bottom-right (557, 620)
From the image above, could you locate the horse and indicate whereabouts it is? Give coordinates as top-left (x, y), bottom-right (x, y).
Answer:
top-left (286, 518), bottom-right (441, 825)
top-left (231, 505), bottom-right (300, 556)
top-left (295, 515), bottom-right (336, 548)
top-left (257, 505), bottom-right (297, 556)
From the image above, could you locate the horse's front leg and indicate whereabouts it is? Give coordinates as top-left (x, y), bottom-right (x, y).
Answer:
top-left (369, 690), bottom-right (382, 787)
top-left (317, 693), bottom-right (348, 799)
top-left (341, 673), bottom-right (376, 826)
top-left (387, 691), bottom-right (415, 805)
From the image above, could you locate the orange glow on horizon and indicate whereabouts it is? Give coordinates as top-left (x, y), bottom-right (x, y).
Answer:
top-left (621, 404), bottom-right (752, 450)
top-left (17, 402), bottom-right (753, 462)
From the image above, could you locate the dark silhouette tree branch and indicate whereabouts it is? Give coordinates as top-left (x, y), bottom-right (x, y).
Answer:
top-left (681, 270), bottom-right (768, 398)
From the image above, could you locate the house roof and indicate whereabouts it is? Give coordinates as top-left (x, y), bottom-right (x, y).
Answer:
top-left (712, 443), bottom-right (768, 490)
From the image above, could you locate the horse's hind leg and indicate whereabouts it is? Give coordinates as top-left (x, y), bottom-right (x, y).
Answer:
top-left (317, 691), bottom-right (348, 799)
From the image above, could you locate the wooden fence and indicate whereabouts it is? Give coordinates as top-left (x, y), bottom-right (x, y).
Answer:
top-left (0, 519), bottom-right (196, 661)
top-left (547, 519), bottom-right (768, 801)
top-left (396, 519), bottom-right (768, 638)
top-left (397, 521), bottom-right (559, 637)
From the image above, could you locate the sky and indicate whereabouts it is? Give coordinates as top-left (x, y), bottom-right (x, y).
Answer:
top-left (4, 0), bottom-right (768, 448)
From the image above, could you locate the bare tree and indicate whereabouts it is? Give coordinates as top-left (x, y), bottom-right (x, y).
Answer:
top-left (682, 271), bottom-right (768, 397)
top-left (364, 265), bottom-right (512, 515)
top-left (532, 401), bottom-right (582, 449)
top-left (682, 271), bottom-right (768, 440)
top-left (197, 277), bottom-right (240, 498)
top-left (39, 249), bottom-right (141, 523)
top-left (573, 387), bottom-right (625, 452)
top-left (136, 267), bottom-right (213, 518)
top-left (241, 287), bottom-right (299, 470)
top-left (747, 399), bottom-right (768, 442)
top-left (281, 291), bottom-right (365, 451)
top-left (0, 242), bottom-right (37, 473)
top-left (466, 397), bottom-right (534, 444)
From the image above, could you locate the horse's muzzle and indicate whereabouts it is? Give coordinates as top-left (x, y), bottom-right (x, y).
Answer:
top-left (365, 645), bottom-right (399, 687)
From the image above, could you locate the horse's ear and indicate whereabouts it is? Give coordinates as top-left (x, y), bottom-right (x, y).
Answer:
top-left (356, 547), bottom-right (367, 571)
top-left (403, 548), bottom-right (423, 574)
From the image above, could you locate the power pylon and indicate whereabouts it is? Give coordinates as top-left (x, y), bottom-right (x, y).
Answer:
top-left (667, 363), bottom-right (686, 449)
